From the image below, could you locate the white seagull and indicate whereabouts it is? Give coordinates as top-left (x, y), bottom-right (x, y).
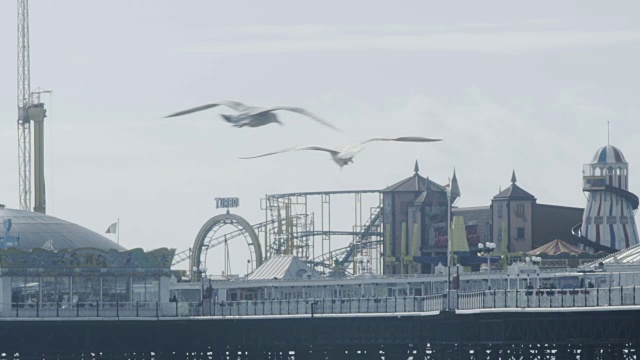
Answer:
top-left (165, 100), bottom-right (340, 131)
top-left (240, 136), bottom-right (442, 167)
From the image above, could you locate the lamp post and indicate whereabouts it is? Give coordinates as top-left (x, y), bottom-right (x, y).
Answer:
top-left (478, 242), bottom-right (496, 290)
top-left (446, 178), bottom-right (451, 291)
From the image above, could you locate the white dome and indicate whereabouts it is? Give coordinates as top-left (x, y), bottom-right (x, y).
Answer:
top-left (590, 145), bottom-right (627, 164)
top-left (0, 208), bottom-right (125, 251)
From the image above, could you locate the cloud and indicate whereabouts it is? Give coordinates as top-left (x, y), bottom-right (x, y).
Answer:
top-left (211, 19), bottom-right (560, 37)
top-left (179, 30), bottom-right (640, 55)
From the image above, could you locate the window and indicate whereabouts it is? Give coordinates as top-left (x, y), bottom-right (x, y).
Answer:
top-left (516, 204), bottom-right (525, 217)
top-left (497, 204), bottom-right (503, 218)
top-left (11, 276), bottom-right (40, 305)
top-left (98, 276), bottom-right (131, 303)
top-left (517, 227), bottom-right (525, 240)
top-left (41, 276), bottom-right (70, 303)
top-left (73, 276), bottom-right (100, 303)
top-left (132, 276), bottom-right (160, 302)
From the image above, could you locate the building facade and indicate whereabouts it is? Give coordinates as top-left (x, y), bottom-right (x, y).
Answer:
top-left (0, 208), bottom-right (175, 314)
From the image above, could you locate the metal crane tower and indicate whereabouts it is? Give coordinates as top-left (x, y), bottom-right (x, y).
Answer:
top-left (17, 0), bottom-right (48, 214)
top-left (17, 0), bottom-right (32, 211)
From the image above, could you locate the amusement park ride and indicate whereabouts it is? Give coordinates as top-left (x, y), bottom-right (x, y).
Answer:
top-left (172, 189), bottom-right (384, 278)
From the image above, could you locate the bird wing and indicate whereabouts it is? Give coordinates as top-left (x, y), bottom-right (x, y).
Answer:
top-left (239, 146), bottom-right (340, 159)
top-left (247, 106), bottom-right (341, 131)
top-left (164, 100), bottom-right (250, 118)
top-left (359, 136), bottom-right (443, 146)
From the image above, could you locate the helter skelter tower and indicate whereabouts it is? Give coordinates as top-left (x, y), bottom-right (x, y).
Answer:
top-left (581, 145), bottom-right (639, 250)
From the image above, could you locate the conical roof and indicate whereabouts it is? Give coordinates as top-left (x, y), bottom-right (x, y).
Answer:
top-left (451, 216), bottom-right (469, 252)
top-left (383, 165), bottom-right (446, 193)
top-left (493, 184), bottom-right (536, 200)
top-left (527, 239), bottom-right (583, 256)
top-left (450, 168), bottom-right (461, 200)
top-left (493, 172), bottom-right (535, 200)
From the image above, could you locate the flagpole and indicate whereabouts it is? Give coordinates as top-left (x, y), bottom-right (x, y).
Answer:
top-left (117, 218), bottom-right (120, 245)
top-left (447, 177), bottom-right (451, 292)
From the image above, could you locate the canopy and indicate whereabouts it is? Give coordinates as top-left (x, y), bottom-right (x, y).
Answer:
top-left (527, 239), bottom-right (584, 256)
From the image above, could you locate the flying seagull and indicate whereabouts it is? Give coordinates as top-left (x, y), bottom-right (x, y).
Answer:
top-left (240, 136), bottom-right (442, 167)
top-left (165, 100), bottom-right (340, 131)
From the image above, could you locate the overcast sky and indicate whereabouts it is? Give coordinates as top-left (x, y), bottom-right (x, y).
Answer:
top-left (1, 1), bottom-right (639, 274)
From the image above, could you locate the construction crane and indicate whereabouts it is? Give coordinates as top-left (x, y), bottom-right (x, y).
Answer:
top-left (17, 0), bottom-right (48, 214)
top-left (17, 0), bottom-right (31, 212)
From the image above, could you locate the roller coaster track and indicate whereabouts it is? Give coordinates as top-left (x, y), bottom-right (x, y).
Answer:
top-left (311, 206), bottom-right (383, 272)
top-left (173, 207), bottom-right (384, 273)
top-left (172, 217), bottom-right (294, 267)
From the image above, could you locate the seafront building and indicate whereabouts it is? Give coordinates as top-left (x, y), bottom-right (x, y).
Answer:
top-left (0, 207), bottom-right (174, 314)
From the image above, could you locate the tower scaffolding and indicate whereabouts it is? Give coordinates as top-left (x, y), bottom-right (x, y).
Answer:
top-left (17, 0), bottom-right (32, 211)
top-left (263, 190), bottom-right (383, 275)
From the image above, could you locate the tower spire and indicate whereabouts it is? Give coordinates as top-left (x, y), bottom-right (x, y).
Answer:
top-left (414, 160), bottom-right (419, 174)
top-left (450, 167), bottom-right (461, 202)
top-left (511, 170), bottom-right (517, 184)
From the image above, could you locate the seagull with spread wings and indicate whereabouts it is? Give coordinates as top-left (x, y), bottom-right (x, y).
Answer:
top-left (165, 100), bottom-right (340, 131)
top-left (240, 136), bottom-right (442, 167)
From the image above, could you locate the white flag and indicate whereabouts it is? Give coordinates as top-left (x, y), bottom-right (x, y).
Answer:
top-left (105, 222), bottom-right (118, 234)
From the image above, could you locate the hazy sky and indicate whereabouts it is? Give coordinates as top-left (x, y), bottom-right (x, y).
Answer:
top-left (1, 1), bottom-right (639, 274)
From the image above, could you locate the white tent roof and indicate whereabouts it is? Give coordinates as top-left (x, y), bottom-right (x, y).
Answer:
top-left (248, 255), bottom-right (320, 281)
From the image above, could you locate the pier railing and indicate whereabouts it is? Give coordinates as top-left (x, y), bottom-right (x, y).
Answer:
top-left (4, 287), bottom-right (640, 318)
top-left (2, 293), bottom-right (447, 318)
top-left (457, 286), bottom-right (640, 310)
top-left (202, 293), bottom-right (446, 317)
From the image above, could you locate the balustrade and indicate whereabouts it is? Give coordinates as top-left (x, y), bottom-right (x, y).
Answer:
top-left (4, 287), bottom-right (638, 318)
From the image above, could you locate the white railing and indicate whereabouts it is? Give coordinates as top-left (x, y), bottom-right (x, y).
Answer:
top-left (457, 286), bottom-right (640, 310)
top-left (206, 294), bottom-right (446, 317)
top-left (5, 301), bottom-right (181, 318)
top-left (1, 295), bottom-right (447, 318)
top-left (6, 288), bottom-right (637, 318)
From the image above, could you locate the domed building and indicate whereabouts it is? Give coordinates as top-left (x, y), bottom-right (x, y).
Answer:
top-left (581, 145), bottom-right (639, 250)
top-left (0, 207), bottom-right (124, 251)
top-left (0, 207), bottom-right (175, 314)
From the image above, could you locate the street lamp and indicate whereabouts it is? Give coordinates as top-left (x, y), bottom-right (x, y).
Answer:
top-left (446, 179), bottom-right (452, 291)
top-left (478, 242), bottom-right (496, 290)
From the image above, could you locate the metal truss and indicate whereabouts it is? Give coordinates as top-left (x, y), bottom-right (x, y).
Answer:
top-left (263, 190), bottom-right (383, 274)
top-left (17, 0), bottom-right (32, 211)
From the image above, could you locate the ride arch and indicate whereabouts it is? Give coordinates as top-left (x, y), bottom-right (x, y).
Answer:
top-left (189, 213), bottom-right (263, 280)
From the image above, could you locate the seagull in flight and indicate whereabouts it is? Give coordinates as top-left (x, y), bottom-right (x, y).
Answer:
top-left (165, 100), bottom-right (340, 131)
top-left (240, 136), bottom-right (442, 167)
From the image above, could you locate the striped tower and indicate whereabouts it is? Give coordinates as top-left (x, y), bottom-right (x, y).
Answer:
top-left (581, 145), bottom-right (639, 250)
